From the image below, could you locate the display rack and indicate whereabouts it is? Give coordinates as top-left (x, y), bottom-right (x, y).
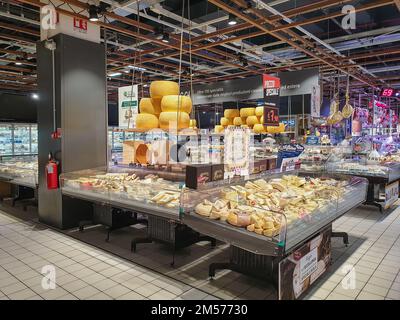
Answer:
top-left (327, 157), bottom-right (400, 212)
top-left (180, 171), bottom-right (368, 299)
top-left (60, 166), bottom-right (215, 264)
top-left (0, 156), bottom-right (38, 208)
top-left (0, 123), bottom-right (38, 157)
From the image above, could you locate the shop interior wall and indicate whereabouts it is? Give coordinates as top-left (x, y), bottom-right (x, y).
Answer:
top-left (0, 93), bottom-right (37, 123)
top-left (0, 92), bottom-right (118, 126)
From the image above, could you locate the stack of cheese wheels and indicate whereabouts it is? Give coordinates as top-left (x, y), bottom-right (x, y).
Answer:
top-left (222, 109), bottom-right (240, 127)
top-left (136, 98), bottom-right (160, 130)
top-left (220, 117), bottom-right (232, 127)
top-left (235, 107), bottom-right (255, 128)
top-left (160, 95), bottom-right (192, 130)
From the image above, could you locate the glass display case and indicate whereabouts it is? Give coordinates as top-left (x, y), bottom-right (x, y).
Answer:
top-left (181, 171), bottom-right (368, 255)
top-left (0, 156), bottom-right (38, 188)
top-left (0, 123), bottom-right (13, 155)
top-left (326, 156), bottom-right (400, 183)
top-left (0, 123), bottom-right (38, 156)
top-left (60, 166), bottom-right (183, 220)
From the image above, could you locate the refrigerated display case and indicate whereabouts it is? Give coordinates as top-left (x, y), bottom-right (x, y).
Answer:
top-left (0, 156), bottom-right (38, 188)
top-left (60, 166), bottom-right (214, 260)
top-left (180, 171), bottom-right (367, 299)
top-left (0, 123), bottom-right (38, 157)
top-left (0, 123), bottom-right (13, 155)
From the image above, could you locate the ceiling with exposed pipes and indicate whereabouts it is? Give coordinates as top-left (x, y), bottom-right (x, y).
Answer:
top-left (0, 0), bottom-right (399, 106)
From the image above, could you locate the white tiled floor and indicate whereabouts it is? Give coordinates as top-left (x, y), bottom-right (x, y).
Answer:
top-left (1, 202), bottom-right (400, 300)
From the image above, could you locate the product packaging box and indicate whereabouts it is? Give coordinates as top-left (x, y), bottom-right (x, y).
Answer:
top-left (268, 157), bottom-right (277, 170)
top-left (185, 164), bottom-right (212, 189)
top-left (259, 159), bottom-right (268, 172)
top-left (211, 164), bottom-right (224, 181)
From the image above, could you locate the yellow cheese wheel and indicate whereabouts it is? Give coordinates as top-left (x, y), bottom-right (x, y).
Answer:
top-left (241, 125), bottom-right (249, 128)
top-left (150, 81), bottom-right (179, 99)
top-left (240, 107), bottom-right (255, 117)
top-left (246, 115), bottom-right (259, 126)
top-left (267, 123), bottom-right (286, 134)
top-left (220, 117), bottom-right (232, 126)
top-left (161, 95), bottom-right (192, 114)
top-left (233, 117), bottom-right (243, 126)
top-left (189, 119), bottom-right (197, 127)
top-left (136, 113), bottom-right (159, 130)
top-left (150, 98), bottom-right (162, 115)
top-left (224, 109), bottom-right (240, 118)
top-left (139, 98), bottom-right (161, 115)
top-left (255, 106), bottom-right (264, 117)
top-left (253, 124), bottom-right (265, 134)
top-left (215, 125), bottom-right (224, 133)
top-left (159, 111), bottom-right (190, 130)
top-left (260, 115), bottom-right (264, 124)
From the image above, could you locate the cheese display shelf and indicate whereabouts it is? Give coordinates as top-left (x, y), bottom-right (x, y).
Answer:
top-left (0, 156), bottom-right (38, 188)
top-left (326, 158), bottom-right (400, 212)
top-left (180, 171), bottom-right (367, 298)
top-left (182, 172), bottom-right (368, 256)
top-left (60, 167), bottom-right (215, 262)
top-left (60, 167), bottom-right (182, 220)
top-left (0, 156), bottom-right (38, 207)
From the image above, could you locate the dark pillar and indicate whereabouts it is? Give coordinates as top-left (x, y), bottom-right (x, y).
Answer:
top-left (37, 34), bottom-right (107, 229)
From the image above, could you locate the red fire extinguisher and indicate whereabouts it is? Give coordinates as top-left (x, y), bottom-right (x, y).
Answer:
top-left (46, 153), bottom-right (59, 190)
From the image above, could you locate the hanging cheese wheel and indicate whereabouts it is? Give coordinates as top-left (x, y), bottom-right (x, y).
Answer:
top-left (214, 125), bottom-right (224, 133)
top-left (159, 111), bottom-right (190, 130)
top-left (240, 107), bottom-right (255, 117)
top-left (161, 95), bottom-right (192, 114)
top-left (220, 117), bottom-right (232, 126)
top-left (233, 117), bottom-right (243, 126)
top-left (255, 106), bottom-right (264, 117)
top-left (253, 124), bottom-right (265, 134)
top-left (224, 109), bottom-right (240, 118)
top-left (246, 115), bottom-right (259, 126)
top-left (139, 98), bottom-right (160, 115)
top-left (136, 113), bottom-right (159, 130)
top-left (150, 81), bottom-right (179, 99)
top-left (189, 119), bottom-right (197, 128)
top-left (150, 98), bottom-right (162, 114)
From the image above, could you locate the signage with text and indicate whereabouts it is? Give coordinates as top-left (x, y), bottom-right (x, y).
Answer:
top-left (263, 106), bottom-right (279, 126)
top-left (118, 85), bottom-right (138, 128)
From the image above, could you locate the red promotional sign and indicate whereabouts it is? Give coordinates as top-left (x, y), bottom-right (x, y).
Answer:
top-left (73, 18), bottom-right (88, 32)
top-left (263, 74), bottom-right (281, 96)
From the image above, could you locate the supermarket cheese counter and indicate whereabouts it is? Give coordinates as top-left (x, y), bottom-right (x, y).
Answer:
top-left (0, 157), bottom-right (38, 207)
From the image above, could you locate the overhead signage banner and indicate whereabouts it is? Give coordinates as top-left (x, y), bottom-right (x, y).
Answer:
top-left (263, 74), bottom-right (281, 125)
top-left (278, 68), bottom-right (319, 97)
top-left (191, 75), bottom-right (263, 105)
top-left (118, 85), bottom-right (138, 128)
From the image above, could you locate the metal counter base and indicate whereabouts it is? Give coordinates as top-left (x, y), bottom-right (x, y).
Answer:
top-left (131, 215), bottom-right (216, 266)
top-left (62, 189), bottom-right (216, 266)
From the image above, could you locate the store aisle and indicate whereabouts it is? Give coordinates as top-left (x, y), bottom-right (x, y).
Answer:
top-left (1, 205), bottom-right (400, 300)
top-left (0, 210), bottom-right (218, 300)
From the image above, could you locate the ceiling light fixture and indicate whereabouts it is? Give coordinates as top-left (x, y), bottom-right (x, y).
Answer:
top-left (31, 93), bottom-right (39, 100)
top-left (15, 57), bottom-right (23, 66)
top-left (228, 13), bottom-right (238, 26)
top-left (88, 5), bottom-right (99, 22)
top-left (162, 33), bottom-right (170, 43)
top-left (128, 65), bottom-right (147, 72)
top-left (108, 72), bottom-right (121, 77)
